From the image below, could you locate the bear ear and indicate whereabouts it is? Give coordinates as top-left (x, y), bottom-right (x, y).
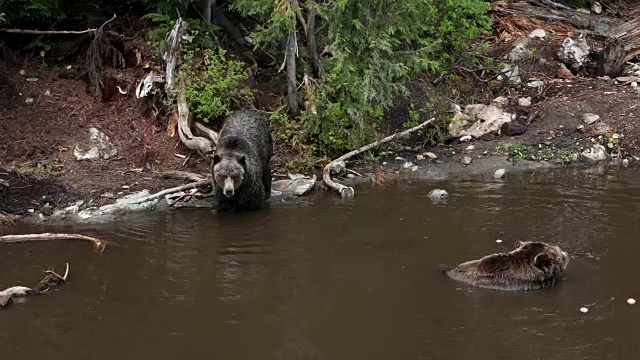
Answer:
top-left (238, 155), bottom-right (246, 166)
top-left (534, 252), bottom-right (552, 269)
top-left (213, 154), bottom-right (221, 165)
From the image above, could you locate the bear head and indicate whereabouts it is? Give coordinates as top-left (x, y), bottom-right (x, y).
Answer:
top-left (212, 151), bottom-right (246, 199)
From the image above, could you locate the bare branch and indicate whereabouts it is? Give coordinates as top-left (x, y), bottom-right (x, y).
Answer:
top-left (130, 179), bottom-right (211, 205)
top-left (323, 118), bottom-right (435, 199)
top-left (0, 233), bottom-right (106, 252)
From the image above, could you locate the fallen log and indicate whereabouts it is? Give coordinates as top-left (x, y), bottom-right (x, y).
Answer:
top-left (323, 118), bottom-right (435, 199)
top-left (0, 233), bottom-right (106, 252)
top-left (0, 263), bottom-right (69, 308)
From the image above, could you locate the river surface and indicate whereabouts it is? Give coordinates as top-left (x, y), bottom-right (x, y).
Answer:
top-left (2, 167), bottom-right (640, 359)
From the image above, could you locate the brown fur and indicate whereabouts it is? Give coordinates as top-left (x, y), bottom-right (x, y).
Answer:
top-left (442, 241), bottom-right (569, 291)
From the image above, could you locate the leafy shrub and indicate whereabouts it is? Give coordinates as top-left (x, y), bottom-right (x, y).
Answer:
top-left (180, 48), bottom-right (254, 123)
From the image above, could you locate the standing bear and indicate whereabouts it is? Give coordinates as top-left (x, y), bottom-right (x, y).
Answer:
top-left (211, 110), bottom-right (273, 212)
top-left (441, 241), bottom-right (570, 291)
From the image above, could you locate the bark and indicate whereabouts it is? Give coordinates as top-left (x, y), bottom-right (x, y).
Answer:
top-left (286, 35), bottom-right (300, 117)
top-left (306, 3), bottom-right (321, 78)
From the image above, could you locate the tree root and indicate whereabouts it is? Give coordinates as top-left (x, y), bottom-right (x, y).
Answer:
top-left (82, 14), bottom-right (125, 100)
top-left (322, 118), bottom-right (435, 199)
top-left (0, 233), bottom-right (106, 253)
top-left (0, 263), bottom-right (70, 308)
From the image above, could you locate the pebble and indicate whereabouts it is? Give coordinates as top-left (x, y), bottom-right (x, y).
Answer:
top-left (411, 165), bottom-right (419, 172)
top-left (416, 154), bottom-right (425, 161)
top-left (580, 307), bottom-right (589, 313)
top-left (528, 28), bottom-right (546, 39)
top-left (395, 156), bottom-right (406, 161)
top-left (465, 145), bottom-right (475, 151)
top-left (460, 135), bottom-right (472, 142)
top-left (402, 161), bottom-right (415, 169)
top-left (494, 168), bottom-right (506, 179)
top-left (462, 156), bottom-right (472, 165)
top-left (122, 185), bottom-right (131, 189)
top-left (424, 152), bottom-right (437, 159)
top-left (582, 113), bottom-right (600, 125)
top-left (19, 69), bottom-right (26, 76)
top-left (623, 159), bottom-right (629, 167)
top-left (628, 298), bottom-right (636, 305)
top-left (496, 239), bottom-right (503, 244)
top-left (518, 97), bottom-right (532, 106)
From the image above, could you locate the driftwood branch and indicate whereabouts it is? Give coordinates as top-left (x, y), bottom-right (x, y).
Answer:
top-left (323, 118), bottom-right (435, 199)
top-left (0, 233), bottom-right (106, 252)
top-left (0, 28), bottom-right (97, 35)
top-left (0, 263), bottom-right (70, 308)
top-left (130, 179), bottom-right (211, 204)
top-left (159, 170), bottom-right (207, 182)
top-left (164, 18), bottom-right (217, 159)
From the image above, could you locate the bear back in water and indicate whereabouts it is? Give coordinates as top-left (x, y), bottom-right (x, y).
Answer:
top-left (441, 241), bottom-right (569, 291)
top-left (211, 110), bottom-right (273, 212)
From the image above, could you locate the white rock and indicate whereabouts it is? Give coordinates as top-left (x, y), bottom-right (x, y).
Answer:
top-left (591, 1), bottom-right (602, 14)
top-left (496, 239), bottom-right (503, 243)
top-left (416, 154), bottom-right (425, 161)
top-left (497, 64), bottom-right (521, 84)
top-left (623, 159), bottom-right (629, 167)
top-left (518, 97), bottom-right (532, 106)
top-left (528, 29), bottom-right (546, 39)
top-left (492, 96), bottom-right (509, 106)
top-left (465, 145), bottom-right (475, 151)
top-left (631, 82), bottom-right (638, 88)
top-left (395, 156), bottom-right (406, 161)
top-left (580, 307), bottom-right (589, 313)
top-left (627, 298), bottom-right (636, 305)
top-left (411, 165), bottom-right (419, 172)
top-left (462, 156), bottom-right (472, 165)
top-left (402, 161), bottom-right (415, 169)
top-left (581, 144), bottom-right (608, 161)
top-left (428, 189), bottom-right (449, 200)
top-left (506, 37), bottom-right (533, 62)
top-left (73, 127), bottom-right (118, 161)
top-left (527, 80), bottom-right (544, 88)
top-left (494, 168), bottom-right (506, 179)
top-left (449, 105), bottom-right (515, 139)
top-left (19, 69), bottom-right (26, 76)
top-left (25, 97), bottom-right (34, 104)
top-left (424, 152), bottom-right (437, 159)
top-left (582, 113), bottom-right (600, 125)
top-left (451, 103), bottom-right (462, 112)
top-left (558, 36), bottom-right (590, 68)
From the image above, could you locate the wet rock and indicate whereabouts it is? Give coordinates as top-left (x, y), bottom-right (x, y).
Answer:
top-left (580, 144), bottom-right (608, 161)
top-left (623, 159), bottom-right (629, 167)
top-left (330, 161), bottom-right (347, 176)
top-left (272, 174), bottom-right (317, 197)
top-left (518, 97), bottom-right (531, 107)
top-left (582, 113), bottom-right (600, 125)
top-left (424, 152), bottom-right (437, 159)
top-left (428, 189), bottom-right (449, 201)
top-left (411, 165), bottom-right (419, 172)
top-left (449, 103), bottom-right (515, 139)
top-left (73, 127), bottom-right (118, 161)
top-left (271, 190), bottom-right (283, 197)
top-left (557, 36), bottom-right (590, 69)
top-left (528, 29), bottom-right (546, 39)
top-left (74, 190), bottom-right (159, 221)
top-left (462, 156), bottom-right (472, 165)
top-left (494, 168), bottom-right (506, 180)
top-left (402, 161), bottom-right (415, 169)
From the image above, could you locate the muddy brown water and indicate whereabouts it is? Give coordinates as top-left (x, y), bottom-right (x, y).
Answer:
top-left (2, 167), bottom-right (640, 359)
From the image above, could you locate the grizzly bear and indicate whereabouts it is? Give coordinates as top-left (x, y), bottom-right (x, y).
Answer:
top-left (211, 110), bottom-right (273, 212)
top-left (441, 241), bottom-right (569, 291)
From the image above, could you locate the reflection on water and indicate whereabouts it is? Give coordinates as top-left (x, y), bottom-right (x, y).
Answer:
top-left (2, 167), bottom-right (640, 359)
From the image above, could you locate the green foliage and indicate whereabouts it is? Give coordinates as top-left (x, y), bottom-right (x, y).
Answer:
top-left (0, 13), bottom-right (6, 25)
top-left (180, 48), bottom-right (254, 123)
top-left (269, 110), bottom-right (324, 172)
top-left (0, 0), bottom-right (64, 25)
top-left (302, 0), bottom-right (492, 155)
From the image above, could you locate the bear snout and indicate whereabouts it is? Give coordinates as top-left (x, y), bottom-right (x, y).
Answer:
top-left (224, 188), bottom-right (235, 197)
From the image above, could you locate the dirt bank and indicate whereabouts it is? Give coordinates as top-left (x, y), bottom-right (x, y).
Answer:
top-left (2, 1), bottom-right (640, 226)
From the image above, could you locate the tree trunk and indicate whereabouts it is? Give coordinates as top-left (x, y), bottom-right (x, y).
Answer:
top-left (306, 3), bottom-right (321, 78)
top-left (204, 0), bottom-right (215, 24)
top-left (286, 35), bottom-right (299, 117)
